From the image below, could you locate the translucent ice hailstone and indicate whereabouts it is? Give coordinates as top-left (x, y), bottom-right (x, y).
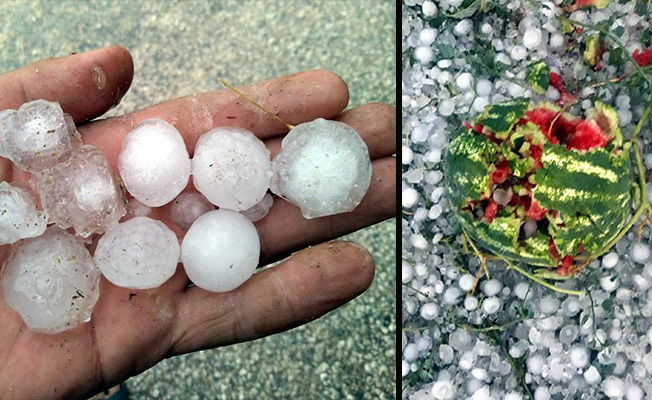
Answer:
top-left (0, 100), bottom-right (80, 172)
top-left (36, 145), bottom-right (125, 237)
top-left (170, 191), bottom-right (214, 230)
top-left (271, 118), bottom-right (371, 219)
top-left (181, 209), bottom-right (260, 292)
top-left (0, 181), bottom-right (46, 245)
top-left (0, 227), bottom-right (100, 334)
top-left (124, 198), bottom-right (152, 220)
top-left (192, 127), bottom-right (272, 211)
top-left (94, 217), bottom-right (179, 289)
top-left (240, 193), bottom-right (273, 222)
top-left (118, 118), bottom-right (191, 207)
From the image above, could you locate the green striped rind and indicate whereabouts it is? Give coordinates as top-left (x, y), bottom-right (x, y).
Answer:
top-left (459, 213), bottom-right (553, 266)
top-left (477, 98), bottom-right (530, 139)
top-left (533, 144), bottom-right (632, 256)
top-left (445, 131), bottom-right (498, 208)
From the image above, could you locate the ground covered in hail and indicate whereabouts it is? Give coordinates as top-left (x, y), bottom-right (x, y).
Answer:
top-left (402, 0), bottom-right (652, 399)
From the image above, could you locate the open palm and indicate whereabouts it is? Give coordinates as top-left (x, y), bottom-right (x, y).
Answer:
top-left (0, 46), bottom-right (396, 399)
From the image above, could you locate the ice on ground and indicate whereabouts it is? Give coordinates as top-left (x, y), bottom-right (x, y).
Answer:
top-left (0, 227), bottom-right (100, 334)
top-left (36, 145), bottom-right (126, 238)
top-left (170, 191), bottom-right (214, 230)
top-left (0, 181), bottom-right (46, 245)
top-left (270, 119), bottom-right (371, 219)
top-left (0, 100), bottom-right (80, 172)
top-left (192, 127), bottom-right (272, 211)
top-left (94, 217), bottom-right (179, 289)
top-left (181, 209), bottom-right (260, 292)
top-left (118, 118), bottom-right (191, 207)
top-left (240, 193), bottom-right (273, 222)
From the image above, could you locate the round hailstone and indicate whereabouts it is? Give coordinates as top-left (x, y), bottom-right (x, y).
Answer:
top-left (602, 376), bottom-right (625, 399)
top-left (0, 227), bottom-right (100, 334)
top-left (549, 33), bottom-right (565, 49)
top-left (94, 217), bottom-right (179, 290)
top-left (510, 45), bottom-right (527, 61)
top-left (271, 119), bottom-right (372, 219)
top-left (419, 28), bottom-right (437, 45)
top-left (414, 46), bottom-right (434, 64)
top-left (170, 191), bottom-right (215, 230)
top-left (570, 346), bottom-right (590, 368)
top-left (602, 252), bottom-right (619, 269)
top-left (420, 303), bottom-right (439, 320)
top-left (431, 380), bottom-right (455, 400)
top-left (181, 209), bottom-right (260, 292)
top-left (192, 127), bottom-right (272, 211)
top-left (482, 297), bottom-right (501, 314)
top-left (630, 242), bottom-right (650, 263)
top-left (0, 100), bottom-right (80, 172)
top-left (476, 79), bottom-right (493, 97)
top-left (438, 99), bottom-right (455, 116)
top-left (523, 27), bottom-right (542, 49)
top-left (118, 118), bottom-right (191, 207)
top-left (0, 181), bottom-right (47, 245)
top-left (240, 193), bottom-right (274, 222)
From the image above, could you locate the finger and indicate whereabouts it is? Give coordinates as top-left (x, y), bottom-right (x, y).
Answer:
top-left (264, 102), bottom-right (397, 160)
top-left (169, 240), bottom-right (374, 354)
top-left (0, 45), bottom-right (134, 123)
top-left (81, 70), bottom-right (350, 170)
top-left (256, 157), bottom-right (396, 264)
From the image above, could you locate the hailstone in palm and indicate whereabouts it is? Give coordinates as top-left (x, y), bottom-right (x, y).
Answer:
top-left (0, 227), bottom-right (100, 334)
top-left (35, 145), bottom-right (126, 237)
top-left (270, 118), bottom-right (371, 219)
top-left (181, 209), bottom-right (260, 292)
top-left (118, 118), bottom-right (191, 207)
top-left (94, 217), bottom-right (179, 289)
top-left (240, 193), bottom-right (273, 222)
top-left (170, 191), bottom-right (214, 230)
top-left (0, 100), bottom-right (80, 172)
top-left (192, 127), bottom-right (272, 211)
top-left (0, 181), bottom-right (47, 245)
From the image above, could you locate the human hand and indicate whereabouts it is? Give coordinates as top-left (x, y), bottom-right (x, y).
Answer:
top-left (0, 46), bottom-right (396, 399)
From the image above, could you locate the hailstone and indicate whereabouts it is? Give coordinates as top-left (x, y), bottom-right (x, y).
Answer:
top-left (36, 145), bottom-right (126, 238)
top-left (181, 209), bottom-right (260, 292)
top-left (0, 227), bottom-right (100, 334)
top-left (170, 191), bottom-right (214, 230)
top-left (94, 217), bottom-right (179, 289)
top-left (192, 127), bottom-right (272, 210)
top-left (270, 118), bottom-right (371, 219)
top-left (124, 197), bottom-right (152, 220)
top-left (0, 181), bottom-right (47, 245)
top-left (118, 118), bottom-right (191, 207)
top-left (240, 193), bottom-right (273, 222)
top-left (0, 100), bottom-right (80, 172)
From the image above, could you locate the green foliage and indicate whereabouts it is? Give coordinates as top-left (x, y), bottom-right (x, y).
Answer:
top-left (444, 0), bottom-right (482, 19)
top-left (525, 61), bottom-right (550, 95)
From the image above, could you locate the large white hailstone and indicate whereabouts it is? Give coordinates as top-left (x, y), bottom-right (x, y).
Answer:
top-left (271, 119), bottom-right (371, 219)
top-left (36, 145), bottom-right (126, 238)
top-left (0, 181), bottom-right (47, 245)
top-left (240, 193), bottom-right (273, 222)
top-left (181, 209), bottom-right (260, 292)
top-left (0, 100), bottom-right (80, 172)
top-left (170, 191), bottom-right (214, 230)
top-left (192, 127), bottom-right (271, 211)
top-left (0, 227), bottom-right (100, 334)
top-left (94, 217), bottom-right (179, 289)
top-left (118, 118), bottom-right (191, 207)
